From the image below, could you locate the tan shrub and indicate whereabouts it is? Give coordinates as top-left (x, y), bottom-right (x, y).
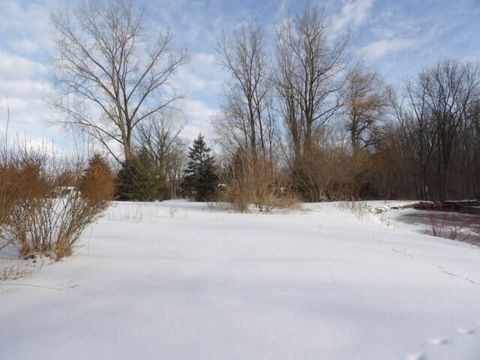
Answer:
top-left (1, 150), bottom-right (112, 260)
top-left (221, 156), bottom-right (299, 213)
top-left (78, 154), bottom-right (115, 205)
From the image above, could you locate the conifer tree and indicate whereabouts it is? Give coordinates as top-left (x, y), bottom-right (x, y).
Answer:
top-left (182, 135), bottom-right (218, 201)
top-left (116, 149), bottom-right (166, 201)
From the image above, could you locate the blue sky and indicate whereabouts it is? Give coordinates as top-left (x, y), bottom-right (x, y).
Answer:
top-left (0, 0), bottom-right (479, 153)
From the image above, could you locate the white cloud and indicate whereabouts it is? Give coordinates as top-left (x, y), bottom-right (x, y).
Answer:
top-left (0, 1), bottom-right (56, 53)
top-left (173, 52), bottom-right (224, 97)
top-left (0, 80), bottom-right (52, 98)
top-left (194, 52), bottom-right (216, 66)
top-left (9, 39), bottom-right (40, 54)
top-left (12, 135), bottom-right (65, 154)
top-left (176, 68), bottom-right (209, 93)
top-left (332, 0), bottom-right (375, 31)
top-left (358, 37), bottom-right (417, 60)
top-left (0, 51), bottom-right (47, 80)
top-left (178, 98), bottom-right (219, 141)
top-left (0, 51), bottom-right (52, 126)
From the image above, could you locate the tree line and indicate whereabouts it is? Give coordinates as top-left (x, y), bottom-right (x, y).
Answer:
top-left (49, 0), bottom-right (480, 205)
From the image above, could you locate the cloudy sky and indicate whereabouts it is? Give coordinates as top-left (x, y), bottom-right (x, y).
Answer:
top-left (0, 0), bottom-right (479, 153)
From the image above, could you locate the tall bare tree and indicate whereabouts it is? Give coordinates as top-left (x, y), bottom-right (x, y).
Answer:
top-left (50, 0), bottom-right (188, 163)
top-left (420, 60), bottom-right (479, 200)
top-left (391, 82), bottom-right (435, 199)
top-left (343, 68), bottom-right (388, 153)
top-left (273, 5), bottom-right (349, 200)
top-left (274, 5), bottom-right (349, 161)
top-left (468, 99), bottom-right (480, 196)
top-left (392, 60), bottom-right (479, 200)
top-left (217, 21), bottom-right (274, 162)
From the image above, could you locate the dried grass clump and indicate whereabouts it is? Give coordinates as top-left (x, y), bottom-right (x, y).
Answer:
top-left (337, 198), bottom-right (370, 220)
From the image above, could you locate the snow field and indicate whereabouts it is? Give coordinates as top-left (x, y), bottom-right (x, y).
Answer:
top-left (1, 200), bottom-right (480, 360)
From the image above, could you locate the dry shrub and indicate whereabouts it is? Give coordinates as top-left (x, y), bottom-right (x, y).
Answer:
top-left (0, 264), bottom-right (30, 281)
top-left (294, 144), bottom-right (397, 202)
top-left (369, 128), bottom-right (413, 199)
top-left (293, 145), bottom-right (353, 202)
top-left (8, 189), bottom-right (106, 259)
top-left (221, 156), bottom-right (299, 212)
top-left (78, 153), bottom-right (115, 204)
top-left (0, 149), bottom-right (113, 260)
top-left (2, 153), bottom-right (52, 255)
top-left (0, 150), bottom-right (49, 252)
top-left (430, 212), bottom-right (462, 240)
top-left (347, 151), bottom-right (380, 199)
top-left (0, 164), bottom-right (17, 233)
top-left (429, 212), bottom-right (480, 243)
top-left (0, 178), bottom-right (15, 251)
top-left (337, 198), bottom-right (370, 219)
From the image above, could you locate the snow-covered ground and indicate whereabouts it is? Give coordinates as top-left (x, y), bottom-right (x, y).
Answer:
top-left (1, 200), bottom-right (480, 360)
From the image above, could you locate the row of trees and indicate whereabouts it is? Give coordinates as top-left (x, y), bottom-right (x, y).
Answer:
top-left (215, 5), bottom-right (480, 203)
top-left (390, 61), bottom-right (480, 200)
top-left (49, 0), bottom-right (480, 204)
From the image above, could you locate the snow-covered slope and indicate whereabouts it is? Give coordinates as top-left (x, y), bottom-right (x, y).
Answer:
top-left (1, 201), bottom-right (479, 360)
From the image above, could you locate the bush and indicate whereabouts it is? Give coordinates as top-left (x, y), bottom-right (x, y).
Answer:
top-left (429, 212), bottom-right (480, 243)
top-left (0, 151), bottom-right (50, 252)
top-left (79, 153), bottom-right (115, 204)
top-left (7, 188), bottom-right (106, 259)
top-left (0, 150), bottom-right (112, 260)
top-left (292, 145), bottom-right (352, 202)
top-left (0, 163), bottom-right (18, 228)
top-left (221, 155), bottom-right (299, 213)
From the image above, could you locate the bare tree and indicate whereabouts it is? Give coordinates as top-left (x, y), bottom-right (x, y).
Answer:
top-left (274, 5), bottom-right (349, 160)
top-left (465, 99), bottom-right (480, 197)
top-left (392, 60), bottom-right (479, 200)
top-left (391, 82), bottom-right (435, 199)
top-left (343, 68), bottom-right (387, 153)
top-left (420, 60), bottom-right (479, 200)
top-left (50, 0), bottom-right (188, 163)
top-left (217, 21), bottom-right (275, 162)
top-left (273, 5), bottom-right (349, 200)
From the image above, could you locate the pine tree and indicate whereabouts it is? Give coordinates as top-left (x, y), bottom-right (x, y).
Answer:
top-left (116, 149), bottom-right (166, 201)
top-left (182, 135), bottom-right (218, 201)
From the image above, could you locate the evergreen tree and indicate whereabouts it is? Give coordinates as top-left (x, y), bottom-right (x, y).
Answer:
top-left (116, 149), bottom-right (166, 201)
top-left (182, 135), bottom-right (218, 201)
